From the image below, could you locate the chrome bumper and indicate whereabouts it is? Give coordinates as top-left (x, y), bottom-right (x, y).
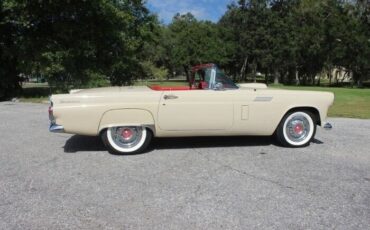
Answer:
top-left (49, 123), bottom-right (64, 133)
top-left (323, 122), bottom-right (332, 130)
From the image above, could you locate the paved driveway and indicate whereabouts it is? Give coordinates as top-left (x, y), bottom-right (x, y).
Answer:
top-left (0, 102), bottom-right (369, 229)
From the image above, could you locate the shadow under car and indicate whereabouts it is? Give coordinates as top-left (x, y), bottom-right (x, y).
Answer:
top-left (63, 135), bottom-right (289, 154)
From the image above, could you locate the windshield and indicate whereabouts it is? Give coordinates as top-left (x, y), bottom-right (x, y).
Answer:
top-left (214, 68), bottom-right (238, 89)
top-left (202, 67), bottom-right (238, 89)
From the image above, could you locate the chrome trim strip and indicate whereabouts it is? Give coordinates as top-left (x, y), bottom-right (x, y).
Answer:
top-left (323, 122), bottom-right (332, 130)
top-left (49, 124), bottom-right (64, 133)
top-left (254, 96), bottom-right (273, 102)
top-left (164, 94), bottom-right (178, 100)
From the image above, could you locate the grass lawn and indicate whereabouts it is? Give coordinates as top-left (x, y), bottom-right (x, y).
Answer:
top-left (19, 83), bottom-right (51, 103)
top-left (19, 97), bottom-right (49, 103)
top-left (270, 85), bottom-right (370, 119)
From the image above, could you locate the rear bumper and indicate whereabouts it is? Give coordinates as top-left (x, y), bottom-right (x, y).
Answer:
top-left (49, 123), bottom-right (64, 133)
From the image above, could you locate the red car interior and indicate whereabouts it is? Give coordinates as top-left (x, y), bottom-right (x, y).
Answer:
top-left (149, 82), bottom-right (207, 91)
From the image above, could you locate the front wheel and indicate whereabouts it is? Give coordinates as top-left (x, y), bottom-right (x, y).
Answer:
top-left (101, 126), bottom-right (152, 154)
top-left (276, 111), bottom-right (316, 147)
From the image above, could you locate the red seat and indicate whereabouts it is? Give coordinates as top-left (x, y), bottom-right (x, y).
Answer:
top-left (149, 85), bottom-right (191, 91)
top-left (198, 81), bottom-right (208, 89)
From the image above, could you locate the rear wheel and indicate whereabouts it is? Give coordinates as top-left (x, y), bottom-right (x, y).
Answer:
top-left (101, 126), bottom-right (152, 154)
top-left (276, 111), bottom-right (316, 147)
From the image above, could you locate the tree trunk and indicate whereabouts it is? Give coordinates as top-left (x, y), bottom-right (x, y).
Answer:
top-left (354, 72), bottom-right (363, 88)
top-left (311, 74), bottom-right (315, 85)
top-left (240, 56), bottom-right (248, 82)
top-left (341, 71), bottom-right (348, 83)
top-left (274, 69), bottom-right (279, 84)
top-left (167, 66), bottom-right (174, 80)
top-left (316, 75), bottom-right (321, 86)
top-left (295, 70), bottom-right (300, 85)
top-left (357, 79), bottom-right (363, 88)
top-left (183, 65), bottom-right (190, 83)
top-left (252, 61), bottom-right (257, 83)
top-left (287, 68), bottom-right (294, 85)
top-left (302, 75), bottom-right (307, 85)
top-left (280, 71), bottom-right (287, 84)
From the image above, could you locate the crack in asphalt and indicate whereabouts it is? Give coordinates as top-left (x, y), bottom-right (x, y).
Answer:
top-left (220, 163), bottom-right (294, 190)
top-left (196, 150), bottom-right (295, 191)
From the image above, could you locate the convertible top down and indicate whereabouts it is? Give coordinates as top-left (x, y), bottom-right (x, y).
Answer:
top-left (49, 63), bottom-right (334, 154)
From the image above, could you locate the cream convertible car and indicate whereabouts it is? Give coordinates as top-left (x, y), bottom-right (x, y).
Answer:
top-left (49, 64), bottom-right (334, 154)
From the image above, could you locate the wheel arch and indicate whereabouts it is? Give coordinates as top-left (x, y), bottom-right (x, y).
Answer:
top-left (98, 109), bottom-right (156, 135)
top-left (283, 106), bottom-right (321, 126)
top-left (99, 125), bottom-right (155, 137)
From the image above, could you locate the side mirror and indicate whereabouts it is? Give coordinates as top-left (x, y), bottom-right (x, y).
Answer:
top-left (214, 82), bottom-right (224, 90)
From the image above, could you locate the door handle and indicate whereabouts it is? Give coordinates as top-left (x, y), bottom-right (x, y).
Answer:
top-left (164, 94), bottom-right (178, 100)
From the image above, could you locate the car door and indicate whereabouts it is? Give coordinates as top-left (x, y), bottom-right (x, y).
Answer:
top-left (157, 90), bottom-right (234, 131)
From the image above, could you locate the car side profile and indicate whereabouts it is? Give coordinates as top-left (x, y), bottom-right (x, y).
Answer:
top-left (49, 63), bottom-right (334, 154)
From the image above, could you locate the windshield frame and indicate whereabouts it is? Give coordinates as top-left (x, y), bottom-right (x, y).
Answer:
top-left (191, 64), bottom-right (239, 90)
top-left (206, 66), bottom-right (238, 90)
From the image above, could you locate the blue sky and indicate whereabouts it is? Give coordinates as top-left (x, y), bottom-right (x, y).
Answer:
top-left (146, 0), bottom-right (234, 24)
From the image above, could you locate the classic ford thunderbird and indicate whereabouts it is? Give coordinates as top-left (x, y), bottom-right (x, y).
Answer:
top-left (49, 63), bottom-right (334, 154)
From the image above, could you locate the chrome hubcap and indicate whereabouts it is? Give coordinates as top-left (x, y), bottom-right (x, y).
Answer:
top-left (110, 127), bottom-right (143, 149)
top-left (121, 128), bottom-right (134, 140)
top-left (285, 115), bottom-right (310, 143)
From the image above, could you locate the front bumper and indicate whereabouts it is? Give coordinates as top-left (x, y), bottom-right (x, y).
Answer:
top-left (49, 123), bottom-right (64, 133)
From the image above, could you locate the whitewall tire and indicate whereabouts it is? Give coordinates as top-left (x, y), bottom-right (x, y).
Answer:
top-left (101, 126), bottom-right (152, 154)
top-left (276, 111), bottom-right (316, 147)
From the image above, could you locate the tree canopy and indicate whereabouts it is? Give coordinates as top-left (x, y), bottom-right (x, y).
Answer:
top-left (1, 0), bottom-right (153, 98)
top-left (0, 0), bottom-right (369, 99)
top-left (219, 0), bottom-right (369, 86)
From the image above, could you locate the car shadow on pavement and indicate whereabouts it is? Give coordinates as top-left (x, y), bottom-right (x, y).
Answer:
top-left (150, 136), bottom-right (274, 151)
top-left (64, 135), bottom-right (106, 153)
top-left (63, 134), bottom-right (276, 154)
top-left (63, 135), bottom-right (323, 154)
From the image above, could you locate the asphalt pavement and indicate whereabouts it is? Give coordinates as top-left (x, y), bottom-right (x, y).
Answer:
top-left (0, 102), bottom-right (369, 229)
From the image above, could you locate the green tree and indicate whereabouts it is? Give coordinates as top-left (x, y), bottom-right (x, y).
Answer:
top-left (0, 1), bottom-right (24, 98)
top-left (139, 18), bottom-right (176, 80)
top-left (220, 0), bottom-right (274, 82)
top-left (269, 0), bottom-right (300, 84)
top-left (339, 1), bottom-right (370, 87)
top-left (0, 0), bottom-right (154, 99)
top-left (219, 0), bottom-right (369, 86)
top-left (168, 13), bottom-right (228, 80)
